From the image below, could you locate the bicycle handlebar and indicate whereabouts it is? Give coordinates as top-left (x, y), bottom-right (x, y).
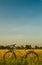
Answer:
top-left (6, 44), bottom-right (16, 50)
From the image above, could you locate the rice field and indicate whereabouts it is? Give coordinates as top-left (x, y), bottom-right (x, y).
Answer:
top-left (0, 49), bottom-right (42, 65)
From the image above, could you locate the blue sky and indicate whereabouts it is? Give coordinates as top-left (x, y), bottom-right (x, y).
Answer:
top-left (0, 0), bottom-right (42, 46)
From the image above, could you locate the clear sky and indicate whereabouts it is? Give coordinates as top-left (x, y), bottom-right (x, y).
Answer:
top-left (0, 0), bottom-right (42, 46)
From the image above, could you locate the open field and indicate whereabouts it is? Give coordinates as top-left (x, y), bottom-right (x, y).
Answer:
top-left (0, 49), bottom-right (42, 65)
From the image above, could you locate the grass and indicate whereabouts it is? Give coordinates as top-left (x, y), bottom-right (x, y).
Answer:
top-left (0, 49), bottom-right (42, 65)
top-left (0, 58), bottom-right (42, 65)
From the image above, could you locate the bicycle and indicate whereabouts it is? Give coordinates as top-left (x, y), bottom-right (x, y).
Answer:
top-left (3, 44), bottom-right (39, 65)
top-left (3, 44), bottom-right (17, 65)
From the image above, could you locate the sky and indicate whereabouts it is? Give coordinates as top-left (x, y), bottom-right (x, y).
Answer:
top-left (0, 0), bottom-right (42, 46)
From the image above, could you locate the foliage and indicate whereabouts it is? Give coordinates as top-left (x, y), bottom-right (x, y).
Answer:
top-left (0, 44), bottom-right (42, 49)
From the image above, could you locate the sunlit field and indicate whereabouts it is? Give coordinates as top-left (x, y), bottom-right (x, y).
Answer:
top-left (0, 49), bottom-right (42, 65)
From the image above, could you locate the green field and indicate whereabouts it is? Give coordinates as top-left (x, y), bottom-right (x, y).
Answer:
top-left (0, 57), bottom-right (42, 65)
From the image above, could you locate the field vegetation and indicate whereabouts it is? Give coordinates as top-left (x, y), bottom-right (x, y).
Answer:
top-left (0, 49), bottom-right (42, 65)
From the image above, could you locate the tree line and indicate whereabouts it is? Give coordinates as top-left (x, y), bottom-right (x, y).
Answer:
top-left (0, 44), bottom-right (42, 49)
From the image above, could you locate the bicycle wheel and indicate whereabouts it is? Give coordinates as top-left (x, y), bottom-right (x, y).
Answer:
top-left (3, 50), bottom-right (16, 65)
top-left (25, 51), bottom-right (39, 65)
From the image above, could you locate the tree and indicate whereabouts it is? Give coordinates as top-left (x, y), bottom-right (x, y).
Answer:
top-left (39, 47), bottom-right (42, 49)
top-left (20, 45), bottom-right (25, 49)
top-left (35, 46), bottom-right (39, 49)
top-left (25, 45), bottom-right (32, 49)
top-left (5, 46), bottom-right (10, 49)
top-left (16, 46), bottom-right (21, 49)
top-left (0, 45), bottom-right (5, 49)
